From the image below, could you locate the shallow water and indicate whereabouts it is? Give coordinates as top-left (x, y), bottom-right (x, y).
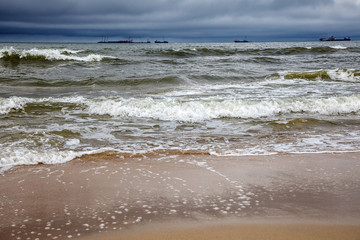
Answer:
top-left (1, 41), bottom-right (360, 167)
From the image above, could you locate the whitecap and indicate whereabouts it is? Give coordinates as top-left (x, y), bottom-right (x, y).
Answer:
top-left (0, 96), bottom-right (30, 114)
top-left (330, 45), bottom-right (347, 49)
top-left (0, 46), bottom-right (114, 62)
top-left (84, 95), bottom-right (360, 121)
top-left (327, 69), bottom-right (360, 82)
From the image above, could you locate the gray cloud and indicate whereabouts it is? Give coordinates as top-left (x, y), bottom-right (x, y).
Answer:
top-left (0, 0), bottom-right (359, 41)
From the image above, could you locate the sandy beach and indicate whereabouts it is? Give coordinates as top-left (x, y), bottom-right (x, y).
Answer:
top-left (1, 152), bottom-right (360, 240)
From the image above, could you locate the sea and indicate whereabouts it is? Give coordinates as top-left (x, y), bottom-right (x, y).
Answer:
top-left (1, 41), bottom-right (360, 169)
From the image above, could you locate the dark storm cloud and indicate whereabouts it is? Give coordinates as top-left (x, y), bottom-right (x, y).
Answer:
top-left (1, 0), bottom-right (359, 41)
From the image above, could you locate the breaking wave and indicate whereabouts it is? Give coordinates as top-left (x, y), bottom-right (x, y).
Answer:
top-left (270, 69), bottom-right (360, 82)
top-left (85, 95), bottom-right (360, 121)
top-left (0, 46), bottom-right (114, 62)
top-left (2, 95), bottom-right (360, 121)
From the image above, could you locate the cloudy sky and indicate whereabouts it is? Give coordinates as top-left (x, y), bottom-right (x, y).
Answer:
top-left (1, 0), bottom-right (359, 42)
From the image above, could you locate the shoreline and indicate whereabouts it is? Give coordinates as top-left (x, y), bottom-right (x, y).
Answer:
top-left (1, 152), bottom-right (360, 239)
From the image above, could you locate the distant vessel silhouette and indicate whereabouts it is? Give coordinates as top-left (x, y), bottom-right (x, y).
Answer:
top-left (154, 40), bottom-right (168, 43)
top-left (319, 36), bottom-right (351, 41)
top-left (98, 37), bottom-right (151, 43)
top-left (234, 36), bottom-right (249, 43)
top-left (98, 40), bottom-right (133, 43)
top-left (98, 37), bottom-right (133, 43)
top-left (234, 40), bottom-right (249, 43)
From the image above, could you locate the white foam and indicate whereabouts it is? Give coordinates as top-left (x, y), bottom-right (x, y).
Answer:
top-left (271, 69), bottom-right (360, 83)
top-left (0, 148), bottom-right (113, 168)
top-left (327, 69), bottom-right (360, 82)
top-left (0, 46), bottom-right (113, 62)
top-left (0, 165), bottom-right (12, 175)
top-left (2, 95), bottom-right (360, 121)
top-left (0, 96), bottom-right (30, 114)
top-left (0, 149), bottom-right (79, 166)
top-left (330, 45), bottom-right (347, 49)
top-left (0, 96), bottom-right (86, 115)
top-left (85, 95), bottom-right (360, 121)
top-left (65, 139), bottom-right (81, 149)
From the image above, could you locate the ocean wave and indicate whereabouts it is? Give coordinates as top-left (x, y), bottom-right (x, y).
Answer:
top-left (146, 45), bottom-right (351, 57)
top-left (0, 76), bottom-right (183, 88)
top-left (257, 46), bottom-right (347, 55)
top-left (0, 46), bottom-right (114, 62)
top-left (0, 149), bottom-right (81, 167)
top-left (0, 96), bottom-right (30, 114)
top-left (2, 145), bottom-right (360, 169)
top-left (330, 45), bottom-right (348, 49)
top-left (270, 69), bottom-right (360, 82)
top-left (269, 118), bottom-right (338, 129)
top-left (0, 148), bottom-right (112, 168)
top-left (0, 148), bottom-right (207, 168)
top-left (2, 95), bottom-right (359, 121)
top-left (86, 95), bottom-right (360, 121)
top-left (0, 96), bottom-right (85, 115)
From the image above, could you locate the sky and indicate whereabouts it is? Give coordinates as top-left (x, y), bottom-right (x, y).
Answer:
top-left (0, 0), bottom-right (360, 42)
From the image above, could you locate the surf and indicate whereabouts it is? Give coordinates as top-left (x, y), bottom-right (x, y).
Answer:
top-left (0, 46), bottom-right (114, 62)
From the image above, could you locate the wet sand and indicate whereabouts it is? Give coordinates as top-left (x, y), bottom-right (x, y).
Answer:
top-left (1, 152), bottom-right (360, 239)
top-left (84, 221), bottom-right (360, 240)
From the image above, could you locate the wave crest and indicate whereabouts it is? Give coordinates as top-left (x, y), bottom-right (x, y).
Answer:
top-left (0, 96), bottom-right (29, 114)
top-left (146, 45), bottom-right (351, 57)
top-left (0, 46), bottom-right (112, 62)
top-left (0, 96), bottom-right (85, 115)
top-left (271, 69), bottom-right (360, 82)
top-left (87, 96), bottom-right (360, 121)
top-left (2, 95), bottom-right (360, 121)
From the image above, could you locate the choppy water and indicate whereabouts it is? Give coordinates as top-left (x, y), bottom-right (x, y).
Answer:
top-left (1, 41), bottom-right (360, 167)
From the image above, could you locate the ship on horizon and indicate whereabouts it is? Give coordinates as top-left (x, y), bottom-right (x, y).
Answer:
top-left (234, 39), bottom-right (249, 43)
top-left (234, 36), bottom-right (249, 43)
top-left (319, 36), bottom-right (351, 41)
top-left (98, 37), bottom-right (150, 43)
top-left (98, 39), bottom-right (134, 43)
top-left (154, 40), bottom-right (169, 43)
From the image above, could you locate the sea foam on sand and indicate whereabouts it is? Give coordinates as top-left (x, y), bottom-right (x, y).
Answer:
top-left (1, 152), bottom-right (360, 240)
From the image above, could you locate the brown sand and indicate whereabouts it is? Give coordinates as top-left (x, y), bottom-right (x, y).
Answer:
top-left (84, 221), bottom-right (360, 240)
top-left (1, 152), bottom-right (360, 239)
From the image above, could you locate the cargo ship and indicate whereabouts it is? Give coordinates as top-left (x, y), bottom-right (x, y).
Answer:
top-left (154, 40), bottom-right (168, 43)
top-left (319, 36), bottom-right (351, 41)
top-left (97, 36), bottom-right (151, 43)
top-left (234, 40), bottom-right (249, 43)
top-left (98, 38), bottom-right (133, 43)
top-left (234, 36), bottom-right (249, 43)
